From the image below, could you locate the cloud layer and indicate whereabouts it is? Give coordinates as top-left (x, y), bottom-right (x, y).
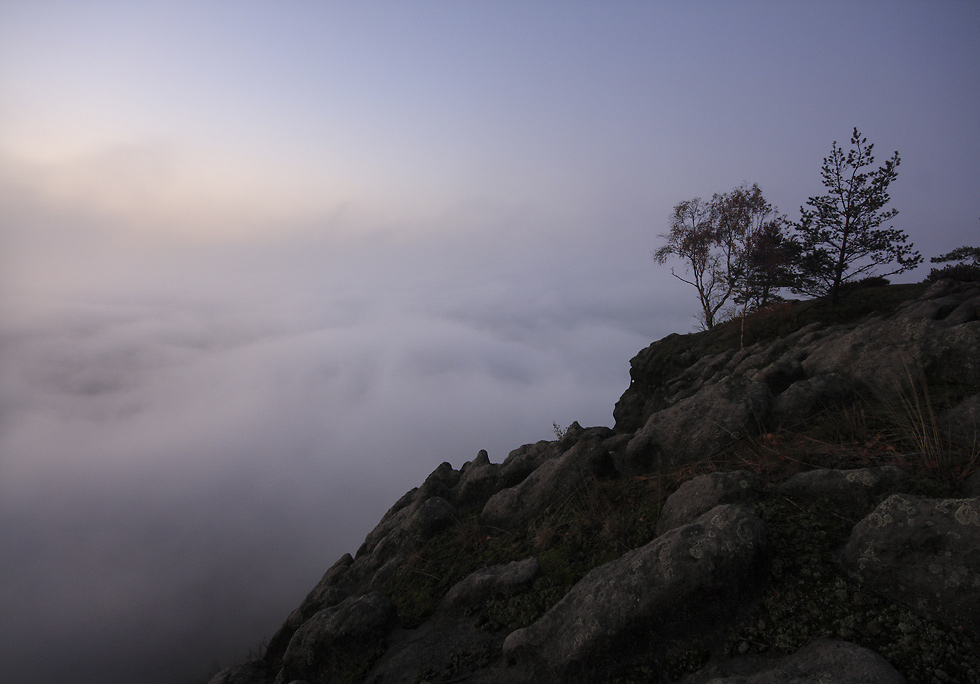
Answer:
top-left (0, 171), bottom-right (684, 682)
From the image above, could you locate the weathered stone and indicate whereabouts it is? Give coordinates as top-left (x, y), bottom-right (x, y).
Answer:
top-left (358, 492), bottom-right (457, 561)
top-left (460, 448), bottom-right (491, 476)
top-left (625, 377), bottom-right (773, 466)
top-left (498, 440), bottom-right (561, 488)
top-left (370, 496), bottom-right (457, 562)
top-left (502, 505), bottom-right (768, 683)
top-left (265, 554), bottom-right (353, 665)
top-left (364, 615), bottom-right (504, 684)
top-left (613, 332), bottom-right (703, 432)
top-left (207, 660), bottom-right (275, 684)
top-left (945, 297), bottom-right (979, 325)
top-left (965, 469), bottom-right (980, 498)
top-left (895, 295), bottom-right (962, 322)
top-left (278, 592), bottom-right (396, 684)
top-left (801, 317), bottom-right (980, 392)
top-left (939, 392), bottom-right (980, 450)
top-left (480, 438), bottom-right (613, 530)
top-left (657, 470), bottom-right (764, 535)
top-left (680, 639), bottom-right (906, 684)
top-left (440, 558), bottom-right (540, 613)
top-left (751, 356), bottom-right (806, 396)
top-left (776, 466), bottom-right (908, 518)
top-left (453, 459), bottom-right (504, 510)
top-left (841, 494), bottom-right (980, 631)
top-left (416, 461), bottom-right (460, 501)
top-left (769, 373), bottom-right (863, 428)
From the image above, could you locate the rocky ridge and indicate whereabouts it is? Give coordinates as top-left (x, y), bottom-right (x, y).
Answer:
top-left (209, 280), bottom-right (980, 684)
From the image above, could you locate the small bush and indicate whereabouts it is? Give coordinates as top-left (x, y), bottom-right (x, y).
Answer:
top-left (924, 263), bottom-right (980, 283)
top-left (838, 276), bottom-right (890, 293)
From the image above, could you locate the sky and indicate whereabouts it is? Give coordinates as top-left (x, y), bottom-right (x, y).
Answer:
top-left (1, 2), bottom-right (978, 682)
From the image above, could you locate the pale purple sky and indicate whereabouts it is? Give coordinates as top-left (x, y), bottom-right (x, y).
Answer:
top-left (1, 2), bottom-right (978, 683)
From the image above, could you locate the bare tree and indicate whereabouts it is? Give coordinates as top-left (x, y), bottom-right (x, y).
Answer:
top-left (655, 197), bottom-right (729, 329)
top-left (655, 184), bottom-right (787, 330)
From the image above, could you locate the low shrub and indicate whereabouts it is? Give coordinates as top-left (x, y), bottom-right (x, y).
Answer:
top-left (837, 276), bottom-right (890, 292)
top-left (924, 263), bottom-right (980, 282)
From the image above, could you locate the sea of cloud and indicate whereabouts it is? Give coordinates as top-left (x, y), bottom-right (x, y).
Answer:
top-left (0, 177), bottom-right (695, 683)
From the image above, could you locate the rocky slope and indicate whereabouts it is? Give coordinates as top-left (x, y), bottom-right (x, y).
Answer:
top-left (209, 279), bottom-right (980, 684)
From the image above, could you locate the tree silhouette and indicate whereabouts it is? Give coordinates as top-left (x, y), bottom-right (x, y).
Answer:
top-left (790, 128), bottom-right (921, 304)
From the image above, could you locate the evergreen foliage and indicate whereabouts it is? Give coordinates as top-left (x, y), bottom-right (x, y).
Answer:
top-left (789, 128), bottom-right (921, 304)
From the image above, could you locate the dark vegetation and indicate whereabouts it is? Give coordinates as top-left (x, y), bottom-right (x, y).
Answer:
top-left (655, 128), bottom-right (933, 329)
top-left (926, 244), bottom-right (980, 283)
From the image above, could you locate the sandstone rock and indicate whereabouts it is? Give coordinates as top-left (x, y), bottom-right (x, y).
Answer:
top-left (657, 470), bottom-right (764, 535)
top-left (502, 504), bottom-right (768, 683)
top-left (801, 317), bottom-right (980, 392)
top-left (207, 660), bottom-right (274, 684)
top-left (440, 558), bottom-right (540, 613)
top-left (895, 295), bottom-right (962, 322)
top-left (480, 438), bottom-right (613, 530)
top-left (453, 458), bottom-right (504, 511)
top-left (264, 554), bottom-right (353, 665)
top-left (965, 469), bottom-right (980, 497)
top-left (357, 492), bottom-right (457, 561)
top-left (841, 494), bottom-right (980, 631)
top-left (776, 466), bottom-right (908, 518)
top-left (278, 592), bottom-right (396, 684)
top-left (416, 461), bottom-right (461, 501)
top-left (364, 615), bottom-right (504, 684)
top-left (498, 440), bottom-right (561, 488)
top-left (945, 296), bottom-right (980, 325)
top-left (680, 639), bottom-right (905, 684)
top-left (613, 333), bottom-right (702, 432)
top-left (939, 392), bottom-right (980, 450)
top-left (768, 373), bottom-right (863, 428)
top-left (625, 377), bottom-right (772, 467)
top-left (751, 356), bottom-right (806, 396)
top-left (369, 496), bottom-right (457, 562)
top-left (459, 448), bottom-right (491, 476)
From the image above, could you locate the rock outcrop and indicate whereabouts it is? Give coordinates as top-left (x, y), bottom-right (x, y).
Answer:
top-left (841, 494), bottom-right (980, 632)
top-left (502, 504), bottom-right (768, 683)
top-left (209, 281), bottom-right (980, 684)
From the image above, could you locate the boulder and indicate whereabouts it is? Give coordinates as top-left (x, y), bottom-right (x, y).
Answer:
top-left (363, 614), bottom-right (504, 684)
top-left (680, 639), bottom-right (905, 684)
top-left (480, 438), bottom-right (613, 530)
top-left (440, 558), bottom-right (540, 613)
top-left (939, 392), bottom-right (980, 449)
top-left (369, 496), bottom-right (457, 562)
top-left (264, 554), bottom-right (353, 665)
top-left (613, 333), bottom-right (702, 432)
top-left (751, 356), bottom-right (807, 396)
top-left (625, 377), bottom-right (773, 467)
top-left (207, 660), bottom-right (274, 684)
top-left (768, 373), bottom-right (863, 428)
top-left (416, 461), bottom-right (461, 502)
top-left (454, 452), bottom-right (504, 511)
top-left (278, 592), bottom-right (396, 684)
top-left (801, 317), bottom-right (980, 392)
top-left (657, 470), bottom-right (764, 535)
top-left (841, 494), bottom-right (980, 632)
top-left (965, 470), bottom-right (980, 498)
top-left (776, 466), bottom-right (908, 518)
top-left (502, 504), bottom-right (768, 683)
top-left (498, 440), bottom-right (562, 488)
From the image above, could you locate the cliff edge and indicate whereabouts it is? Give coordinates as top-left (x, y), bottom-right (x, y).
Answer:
top-left (209, 279), bottom-right (980, 684)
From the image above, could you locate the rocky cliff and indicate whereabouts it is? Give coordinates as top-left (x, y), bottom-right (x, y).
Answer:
top-left (209, 279), bottom-right (980, 684)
